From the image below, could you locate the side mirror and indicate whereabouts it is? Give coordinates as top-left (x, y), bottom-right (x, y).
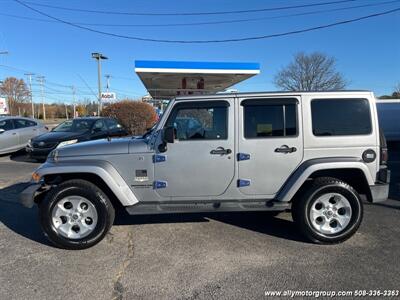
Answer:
top-left (0, 129), bottom-right (5, 134)
top-left (93, 127), bottom-right (102, 133)
top-left (163, 126), bottom-right (175, 144)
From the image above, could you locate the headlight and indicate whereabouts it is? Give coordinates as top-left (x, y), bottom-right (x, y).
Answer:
top-left (56, 139), bottom-right (78, 148)
top-left (48, 150), bottom-right (59, 162)
top-left (27, 139), bottom-right (32, 147)
top-left (31, 172), bottom-right (41, 183)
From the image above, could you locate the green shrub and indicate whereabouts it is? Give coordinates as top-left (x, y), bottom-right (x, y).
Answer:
top-left (102, 100), bottom-right (157, 135)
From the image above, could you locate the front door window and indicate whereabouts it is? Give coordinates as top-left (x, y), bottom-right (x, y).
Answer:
top-left (154, 100), bottom-right (234, 198)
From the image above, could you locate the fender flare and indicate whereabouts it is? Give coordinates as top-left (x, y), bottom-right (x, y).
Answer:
top-left (35, 160), bottom-right (138, 206)
top-left (276, 157), bottom-right (374, 202)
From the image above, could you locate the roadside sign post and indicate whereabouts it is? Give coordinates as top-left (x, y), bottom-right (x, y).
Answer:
top-left (0, 97), bottom-right (9, 115)
top-left (101, 92), bottom-right (117, 107)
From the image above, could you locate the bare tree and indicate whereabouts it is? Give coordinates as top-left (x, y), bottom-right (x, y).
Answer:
top-left (0, 77), bottom-right (30, 115)
top-left (274, 52), bottom-right (347, 91)
top-left (395, 83), bottom-right (400, 97)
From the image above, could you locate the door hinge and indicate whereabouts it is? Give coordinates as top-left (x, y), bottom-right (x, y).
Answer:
top-left (237, 153), bottom-right (250, 161)
top-left (237, 179), bottom-right (251, 187)
top-left (153, 154), bottom-right (166, 163)
top-left (153, 180), bottom-right (167, 189)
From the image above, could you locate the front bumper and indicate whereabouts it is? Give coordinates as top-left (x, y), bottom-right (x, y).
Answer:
top-left (26, 146), bottom-right (54, 160)
top-left (20, 183), bottom-right (43, 208)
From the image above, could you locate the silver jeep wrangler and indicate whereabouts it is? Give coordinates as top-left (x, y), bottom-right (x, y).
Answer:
top-left (21, 91), bottom-right (390, 249)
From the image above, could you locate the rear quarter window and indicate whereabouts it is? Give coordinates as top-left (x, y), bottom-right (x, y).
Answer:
top-left (311, 98), bottom-right (372, 136)
top-left (27, 120), bottom-right (37, 127)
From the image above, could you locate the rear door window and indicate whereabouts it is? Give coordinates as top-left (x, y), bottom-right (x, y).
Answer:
top-left (311, 99), bottom-right (372, 136)
top-left (14, 119), bottom-right (30, 129)
top-left (242, 99), bottom-right (298, 138)
top-left (105, 119), bottom-right (122, 130)
top-left (93, 120), bottom-right (107, 132)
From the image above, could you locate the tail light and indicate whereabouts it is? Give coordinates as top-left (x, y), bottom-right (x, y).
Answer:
top-left (380, 146), bottom-right (388, 165)
top-left (379, 128), bottom-right (388, 165)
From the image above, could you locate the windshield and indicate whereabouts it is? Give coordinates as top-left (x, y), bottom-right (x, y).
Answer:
top-left (141, 123), bottom-right (157, 139)
top-left (141, 100), bottom-right (171, 138)
top-left (52, 119), bottom-right (94, 133)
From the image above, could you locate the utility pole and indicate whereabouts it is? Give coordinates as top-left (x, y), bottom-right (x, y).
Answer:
top-left (37, 76), bottom-right (46, 120)
top-left (25, 73), bottom-right (35, 118)
top-left (65, 105), bottom-right (69, 120)
top-left (71, 85), bottom-right (76, 118)
top-left (0, 51), bottom-right (9, 99)
top-left (105, 74), bottom-right (111, 92)
top-left (91, 52), bottom-right (108, 116)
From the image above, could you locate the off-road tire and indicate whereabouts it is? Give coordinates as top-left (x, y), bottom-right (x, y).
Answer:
top-left (292, 177), bottom-right (363, 244)
top-left (39, 179), bottom-right (115, 250)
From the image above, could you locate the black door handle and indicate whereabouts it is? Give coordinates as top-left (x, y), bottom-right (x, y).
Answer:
top-left (210, 147), bottom-right (232, 155)
top-left (275, 145), bottom-right (297, 153)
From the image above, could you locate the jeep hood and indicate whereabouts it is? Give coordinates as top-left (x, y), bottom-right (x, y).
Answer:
top-left (33, 131), bottom-right (87, 143)
top-left (56, 137), bottom-right (149, 157)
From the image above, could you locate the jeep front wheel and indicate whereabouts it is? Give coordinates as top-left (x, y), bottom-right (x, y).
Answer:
top-left (39, 179), bottom-right (115, 250)
top-left (292, 177), bottom-right (363, 244)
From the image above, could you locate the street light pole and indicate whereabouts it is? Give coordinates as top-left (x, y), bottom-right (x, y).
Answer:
top-left (25, 73), bottom-right (35, 118)
top-left (91, 52), bottom-right (108, 116)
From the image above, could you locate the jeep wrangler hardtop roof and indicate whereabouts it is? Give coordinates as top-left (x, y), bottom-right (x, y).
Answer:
top-left (174, 90), bottom-right (373, 101)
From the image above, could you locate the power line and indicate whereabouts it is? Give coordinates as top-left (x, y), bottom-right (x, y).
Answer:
top-left (0, 64), bottom-right (96, 94)
top-left (77, 74), bottom-right (98, 98)
top-left (14, 0), bottom-right (400, 44)
top-left (22, 0), bottom-right (360, 16)
top-left (0, 63), bottom-right (36, 74)
top-left (111, 87), bottom-right (143, 96)
top-left (31, 74), bottom-right (141, 97)
top-left (44, 80), bottom-right (95, 94)
top-left (3, 0), bottom-right (400, 27)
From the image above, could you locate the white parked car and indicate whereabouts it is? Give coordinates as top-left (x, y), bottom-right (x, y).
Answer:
top-left (0, 116), bottom-right (48, 155)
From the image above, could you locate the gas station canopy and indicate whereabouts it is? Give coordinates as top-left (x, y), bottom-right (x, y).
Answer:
top-left (135, 60), bottom-right (260, 99)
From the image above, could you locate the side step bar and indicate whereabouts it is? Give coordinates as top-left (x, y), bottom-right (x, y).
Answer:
top-left (125, 200), bottom-right (290, 215)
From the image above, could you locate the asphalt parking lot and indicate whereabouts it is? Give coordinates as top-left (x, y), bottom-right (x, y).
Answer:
top-left (0, 151), bottom-right (399, 299)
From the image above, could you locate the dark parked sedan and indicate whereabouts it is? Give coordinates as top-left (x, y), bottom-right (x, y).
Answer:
top-left (26, 117), bottom-right (127, 160)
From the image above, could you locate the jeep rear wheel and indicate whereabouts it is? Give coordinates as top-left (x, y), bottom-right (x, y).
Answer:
top-left (292, 177), bottom-right (363, 244)
top-left (39, 179), bottom-right (115, 250)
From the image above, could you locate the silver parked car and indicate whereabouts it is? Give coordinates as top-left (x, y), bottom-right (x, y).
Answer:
top-left (0, 116), bottom-right (48, 155)
top-left (20, 91), bottom-right (390, 249)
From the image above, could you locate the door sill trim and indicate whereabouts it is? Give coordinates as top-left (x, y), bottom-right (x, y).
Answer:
top-left (125, 200), bottom-right (290, 215)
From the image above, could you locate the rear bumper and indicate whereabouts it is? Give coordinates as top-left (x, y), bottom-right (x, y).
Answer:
top-left (369, 167), bottom-right (391, 203)
top-left (20, 183), bottom-right (42, 208)
top-left (370, 183), bottom-right (390, 203)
